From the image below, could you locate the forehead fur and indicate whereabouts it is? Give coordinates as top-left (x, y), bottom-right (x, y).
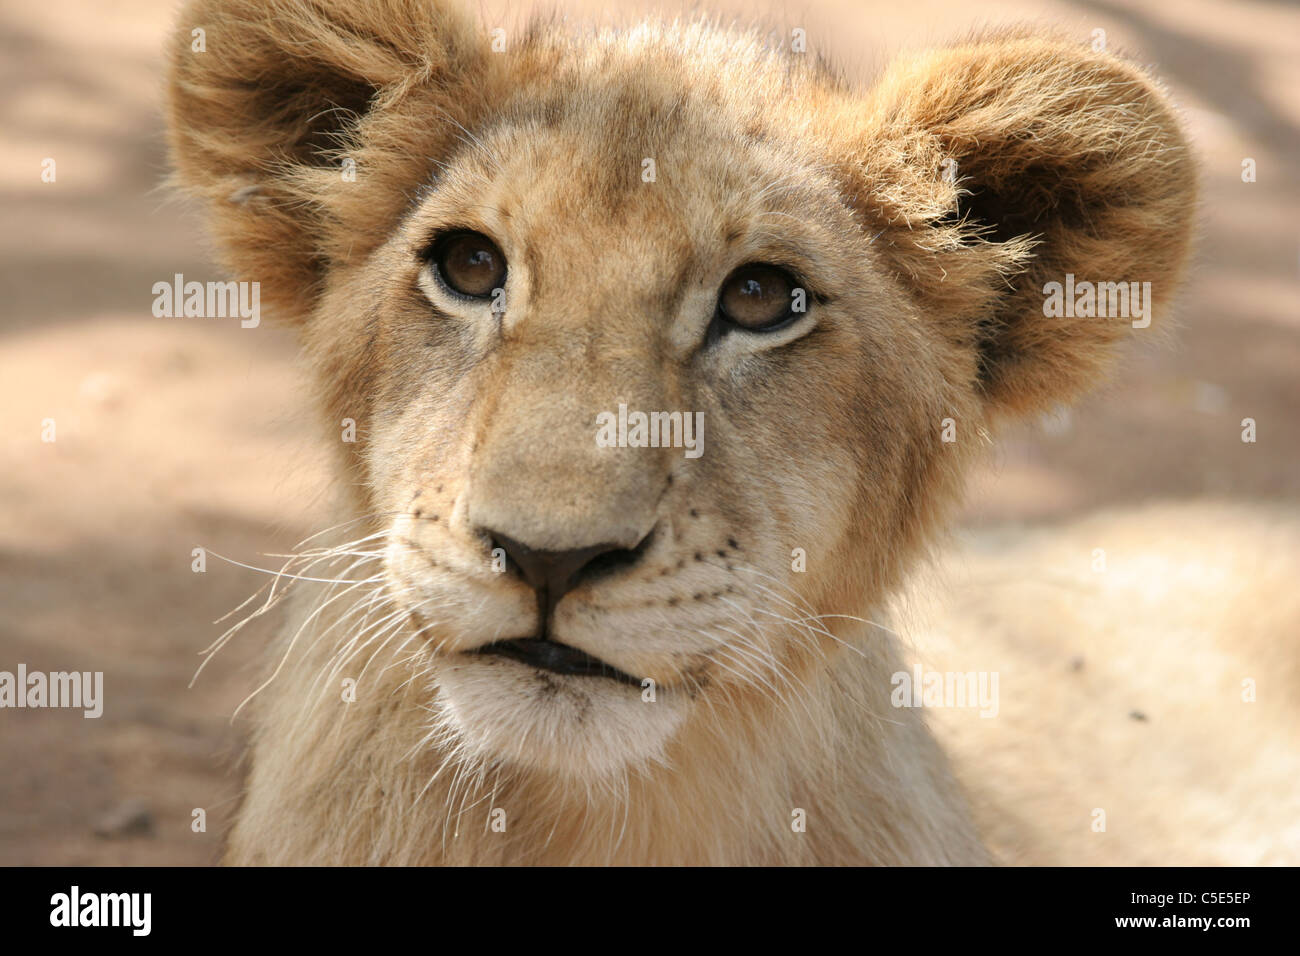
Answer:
top-left (322, 20), bottom-right (848, 276)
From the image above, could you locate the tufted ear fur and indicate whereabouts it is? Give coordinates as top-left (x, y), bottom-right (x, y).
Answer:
top-left (837, 33), bottom-right (1197, 418)
top-left (167, 0), bottom-right (490, 321)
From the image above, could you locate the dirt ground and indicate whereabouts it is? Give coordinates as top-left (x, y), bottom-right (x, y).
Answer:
top-left (1, 0), bottom-right (1296, 864)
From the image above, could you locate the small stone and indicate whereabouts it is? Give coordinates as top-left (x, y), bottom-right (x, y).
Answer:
top-left (93, 800), bottom-right (154, 839)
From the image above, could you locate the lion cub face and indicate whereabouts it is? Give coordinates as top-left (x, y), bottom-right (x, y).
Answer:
top-left (356, 87), bottom-right (941, 780)
top-left (358, 86), bottom-right (929, 778)
top-left (170, 2), bottom-right (1194, 780)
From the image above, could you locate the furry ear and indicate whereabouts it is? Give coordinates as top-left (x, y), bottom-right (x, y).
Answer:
top-left (840, 33), bottom-right (1197, 418)
top-left (167, 0), bottom-right (488, 320)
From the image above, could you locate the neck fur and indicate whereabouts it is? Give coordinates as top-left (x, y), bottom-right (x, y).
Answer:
top-left (226, 599), bottom-right (986, 865)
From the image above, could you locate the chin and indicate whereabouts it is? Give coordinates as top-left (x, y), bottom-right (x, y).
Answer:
top-left (430, 654), bottom-right (689, 781)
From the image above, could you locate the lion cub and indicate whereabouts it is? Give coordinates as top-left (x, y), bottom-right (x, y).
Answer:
top-left (169, 0), bottom-right (1201, 864)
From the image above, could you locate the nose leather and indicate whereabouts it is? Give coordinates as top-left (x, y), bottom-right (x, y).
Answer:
top-left (489, 532), bottom-right (625, 627)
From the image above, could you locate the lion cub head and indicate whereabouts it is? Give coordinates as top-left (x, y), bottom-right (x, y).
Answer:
top-left (169, 0), bottom-right (1194, 781)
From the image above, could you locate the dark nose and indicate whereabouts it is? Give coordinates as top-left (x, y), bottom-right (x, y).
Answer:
top-left (489, 531), bottom-right (647, 623)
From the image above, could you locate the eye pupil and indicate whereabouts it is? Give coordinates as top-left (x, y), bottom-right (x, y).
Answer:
top-left (430, 232), bottom-right (506, 298)
top-left (718, 265), bottom-right (798, 331)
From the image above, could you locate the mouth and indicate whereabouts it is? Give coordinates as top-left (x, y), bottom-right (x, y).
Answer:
top-left (469, 637), bottom-right (642, 688)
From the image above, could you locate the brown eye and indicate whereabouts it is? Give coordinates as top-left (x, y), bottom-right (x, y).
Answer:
top-left (430, 231), bottom-right (506, 299)
top-left (717, 264), bottom-right (799, 331)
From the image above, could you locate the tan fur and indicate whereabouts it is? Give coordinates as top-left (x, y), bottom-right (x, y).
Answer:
top-left (909, 501), bottom-right (1300, 865)
top-left (167, 0), bottom-right (1205, 864)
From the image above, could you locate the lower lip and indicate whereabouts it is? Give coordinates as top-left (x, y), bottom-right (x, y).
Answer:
top-left (470, 638), bottom-right (641, 687)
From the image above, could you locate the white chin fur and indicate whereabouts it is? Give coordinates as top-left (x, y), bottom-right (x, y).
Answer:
top-left (431, 655), bottom-right (686, 780)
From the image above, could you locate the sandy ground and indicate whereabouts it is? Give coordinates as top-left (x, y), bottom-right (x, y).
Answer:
top-left (0, 0), bottom-right (1296, 864)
